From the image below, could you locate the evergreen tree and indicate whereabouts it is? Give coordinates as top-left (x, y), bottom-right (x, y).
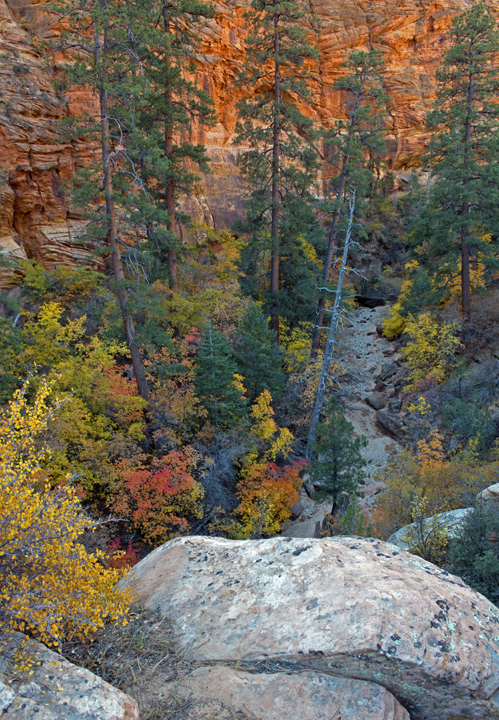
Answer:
top-left (122, 0), bottom-right (216, 288)
top-left (54, 0), bottom-right (150, 400)
top-left (235, 302), bottom-right (284, 402)
top-left (233, 0), bottom-right (320, 340)
top-left (410, 2), bottom-right (499, 318)
top-left (194, 324), bottom-right (248, 429)
top-left (311, 49), bottom-right (388, 357)
top-left (311, 396), bottom-right (368, 513)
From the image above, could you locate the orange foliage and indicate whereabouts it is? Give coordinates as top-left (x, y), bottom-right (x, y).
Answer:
top-left (112, 451), bottom-right (204, 546)
top-left (231, 460), bottom-right (306, 538)
top-left (371, 432), bottom-right (498, 540)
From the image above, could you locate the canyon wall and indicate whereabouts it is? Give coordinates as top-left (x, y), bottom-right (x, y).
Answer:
top-left (0, 0), bottom-right (496, 283)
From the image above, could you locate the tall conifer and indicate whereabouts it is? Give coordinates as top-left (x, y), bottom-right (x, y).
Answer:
top-left (411, 2), bottom-right (499, 318)
top-left (233, 0), bottom-right (320, 341)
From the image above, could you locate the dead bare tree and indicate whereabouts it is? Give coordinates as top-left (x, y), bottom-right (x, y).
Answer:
top-left (306, 190), bottom-right (357, 462)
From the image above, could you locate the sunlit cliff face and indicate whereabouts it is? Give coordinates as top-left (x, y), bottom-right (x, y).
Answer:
top-left (0, 0), bottom-right (495, 283)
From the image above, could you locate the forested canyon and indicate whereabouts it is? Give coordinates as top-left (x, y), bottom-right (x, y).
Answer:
top-left (3, 0), bottom-right (499, 718)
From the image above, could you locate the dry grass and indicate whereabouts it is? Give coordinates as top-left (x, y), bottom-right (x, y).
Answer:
top-left (62, 608), bottom-right (259, 720)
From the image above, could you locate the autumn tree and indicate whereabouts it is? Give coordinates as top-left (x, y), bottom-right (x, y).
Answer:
top-left (410, 2), bottom-right (499, 318)
top-left (233, 0), bottom-right (320, 339)
top-left (311, 49), bottom-right (388, 357)
top-left (0, 377), bottom-right (130, 652)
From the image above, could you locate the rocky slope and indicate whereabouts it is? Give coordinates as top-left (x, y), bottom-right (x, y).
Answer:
top-left (1, 0), bottom-right (499, 280)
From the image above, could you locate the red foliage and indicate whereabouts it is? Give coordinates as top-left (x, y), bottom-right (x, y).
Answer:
top-left (105, 538), bottom-right (140, 569)
top-left (112, 451), bottom-right (200, 545)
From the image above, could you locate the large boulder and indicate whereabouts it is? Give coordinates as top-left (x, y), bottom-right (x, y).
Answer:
top-left (122, 536), bottom-right (499, 720)
top-left (0, 635), bottom-right (139, 719)
top-left (173, 666), bottom-right (409, 720)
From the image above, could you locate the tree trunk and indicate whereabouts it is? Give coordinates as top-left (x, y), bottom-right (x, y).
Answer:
top-left (310, 160), bottom-right (348, 358)
top-left (306, 191), bottom-right (356, 461)
top-left (98, 14), bottom-right (150, 401)
top-left (310, 92), bottom-right (360, 359)
top-left (270, 4), bottom-right (280, 342)
top-left (163, 4), bottom-right (178, 293)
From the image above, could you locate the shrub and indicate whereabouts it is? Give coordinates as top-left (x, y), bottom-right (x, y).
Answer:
top-left (112, 451), bottom-right (204, 546)
top-left (401, 312), bottom-right (461, 390)
top-left (0, 377), bottom-right (130, 652)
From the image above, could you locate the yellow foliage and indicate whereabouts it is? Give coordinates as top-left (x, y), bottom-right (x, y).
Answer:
top-left (0, 377), bottom-right (131, 651)
top-left (402, 496), bottom-right (449, 565)
top-left (279, 321), bottom-right (311, 373)
top-left (401, 312), bottom-right (461, 390)
top-left (243, 390), bottom-right (293, 467)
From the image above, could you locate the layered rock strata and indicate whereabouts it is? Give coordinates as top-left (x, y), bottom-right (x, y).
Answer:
top-left (1, 0), bottom-right (499, 279)
top-left (123, 535), bottom-right (499, 720)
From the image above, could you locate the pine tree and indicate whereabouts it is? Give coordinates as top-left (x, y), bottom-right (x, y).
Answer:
top-left (410, 2), bottom-right (499, 319)
top-left (233, 0), bottom-right (320, 340)
top-left (311, 396), bottom-right (368, 513)
top-left (311, 49), bottom-right (388, 357)
top-left (194, 324), bottom-right (248, 429)
top-left (53, 0), bottom-right (150, 399)
top-left (122, 0), bottom-right (216, 288)
top-left (235, 302), bottom-right (284, 402)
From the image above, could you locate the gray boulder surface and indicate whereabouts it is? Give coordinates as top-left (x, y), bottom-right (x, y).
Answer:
top-left (122, 535), bottom-right (499, 720)
top-left (0, 635), bottom-right (139, 720)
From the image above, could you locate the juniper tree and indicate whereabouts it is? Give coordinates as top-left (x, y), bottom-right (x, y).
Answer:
top-left (233, 0), bottom-right (320, 341)
top-left (410, 2), bottom-right (499, 318)
top-left (311, 49), bottom-right (388, 357)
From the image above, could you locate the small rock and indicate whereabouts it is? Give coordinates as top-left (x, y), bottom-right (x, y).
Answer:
top-left (290, 501), bottom-right (304, 519)
top-left (366, 392), bottom-right (387, 410)
top-left (313, 521), bottom-right (322, 538)
top-left (305, 483), bottom-right (315, 499)
top-left (388, 399), bottom-right (402, 413)
top-left (376, 324), bottom-right (384, 337)
top-left (374, 381), bottom-right (387, 392)
top-left (378, 362), bottom-right (398, 381)
top-left (376, 409), bottom-right (403, 437)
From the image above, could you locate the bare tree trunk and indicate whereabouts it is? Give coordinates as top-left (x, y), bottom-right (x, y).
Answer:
top-left (270, 3), bottom-right (280, 342)
top-left (98, 12), bottom-right (150, 401)
top-left (306, 190), bottom-right (356, 462)
top-left (310, 159), bottom-right (348, 358)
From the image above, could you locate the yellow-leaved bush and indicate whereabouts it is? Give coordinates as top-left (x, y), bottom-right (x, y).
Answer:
top-left (0, 377), bottom-right (131, 652)
top-left (401, 312), bottom-right (461, 390)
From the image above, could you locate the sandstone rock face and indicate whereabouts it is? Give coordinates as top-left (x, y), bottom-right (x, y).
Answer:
top-left (0, 635), bottom-right (139, 719)
top-left (2, 0), bottom-right (499, 279)
top-left (123, 535), bottom-right (499, 720)
top-left (174, 666), bottom-right (410, 720)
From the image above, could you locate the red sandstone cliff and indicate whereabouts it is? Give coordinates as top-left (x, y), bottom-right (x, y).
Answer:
top-left (0, 0), bottom-right (495, 284)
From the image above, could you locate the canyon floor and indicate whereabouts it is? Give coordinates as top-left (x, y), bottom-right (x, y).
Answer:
top-left (282, 304), bottom-right (401, 539)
